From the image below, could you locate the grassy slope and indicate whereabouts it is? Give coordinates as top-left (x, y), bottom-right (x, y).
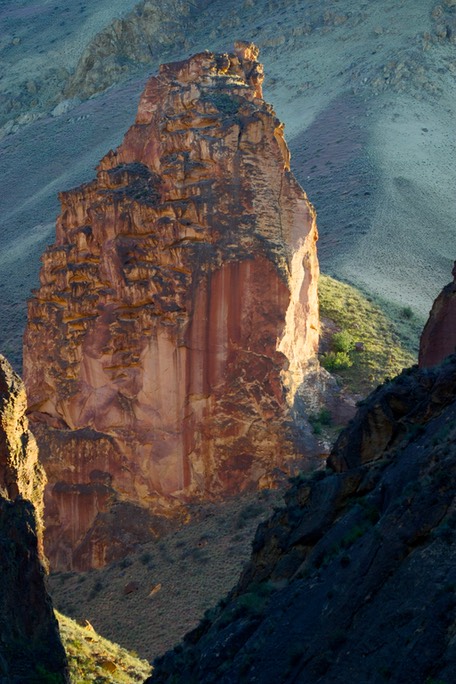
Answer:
top-left (57, 612), bottom-right (151, 683)
top-left (319, 273), bottom-right (417, 395)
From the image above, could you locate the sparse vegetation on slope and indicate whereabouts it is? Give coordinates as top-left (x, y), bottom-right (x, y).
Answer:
top-left (57, 612), bottom-right (151, 683)
top-left (319, 273), bottom-right (417, 394)
top-left (49, 490), bottom-right (283, 661)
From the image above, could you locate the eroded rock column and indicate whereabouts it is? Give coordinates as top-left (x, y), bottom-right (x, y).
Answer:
top-left (24, 42), bottom-right (320, 569)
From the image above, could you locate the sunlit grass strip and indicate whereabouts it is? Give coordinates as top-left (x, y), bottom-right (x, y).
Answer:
top-left (56, 612), bottom-right (152, 683)
top-left (319, 274), bottom-right (416, 394)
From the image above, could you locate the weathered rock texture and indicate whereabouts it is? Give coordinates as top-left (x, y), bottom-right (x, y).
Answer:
top-left (24, 43), bottom-right (320, 570)
top-left (0, 354), bottom-right (69, 682)
top-left (152, 355), bottom-right (456, 684)
top-left (0, 354), bottom-right (46, 552)
top-left (63, 0), bottom-right (213, 102)
top-left (419, 260), bottom-right (456, 368)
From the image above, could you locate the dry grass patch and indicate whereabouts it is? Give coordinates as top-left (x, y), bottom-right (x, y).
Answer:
top-left (57, 611), bottom-right (151, 683)
top-left (49, 489), bottom-right (283, 662)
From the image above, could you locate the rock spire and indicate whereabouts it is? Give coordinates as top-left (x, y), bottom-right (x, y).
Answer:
top-left (24, 43), bottom-right (320, 569)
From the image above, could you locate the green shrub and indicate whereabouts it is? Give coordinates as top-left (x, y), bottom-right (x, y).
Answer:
top-left (309, 408), bottom-right (333, 435)
top-left (401, 306), bottom-right (413, 319)
top-left (321, 351), bottom-right (353, 371)
top-left (140, 552), bottom-right (152, 565)
top-left (332, 330), bottom-right (355, 353)
top-left (205, 92), bottom-right (239, 116)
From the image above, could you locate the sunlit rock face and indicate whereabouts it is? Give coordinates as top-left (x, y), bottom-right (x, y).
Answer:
top-left (0, 354), bottom-right (69, 681)
top-left (419, 261), bottom-right (456, 368)
top-left (24, 42), bottom-right (320, 570)
top-left (0, 354), bottom-right (45, 551)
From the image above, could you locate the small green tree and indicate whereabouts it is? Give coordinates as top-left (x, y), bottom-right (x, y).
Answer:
top-left (321, 351), bottom-right (353, 371)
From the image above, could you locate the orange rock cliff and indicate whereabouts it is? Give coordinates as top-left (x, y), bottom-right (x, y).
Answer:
top-left (419, 261), bottom-right (456, 368)
top-left (23, 42), bottom-right (320, 570)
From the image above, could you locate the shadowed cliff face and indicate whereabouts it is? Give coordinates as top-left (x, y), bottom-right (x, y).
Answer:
top-left (0, 354), bottom-right (68, 682)
top-left (23, 43), bottom-right (320, 570)
top-left (419, 261), bottom-right (456, 368)
top-left (151, 355), bottom-right (456, 684)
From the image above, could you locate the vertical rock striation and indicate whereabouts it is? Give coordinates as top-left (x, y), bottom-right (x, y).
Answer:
top-left (24, 43), bottom-right (320, 570)
top-left (0, 354), bottom-right (69, 682)
top-left (419, 261), bottom-right (456, 367)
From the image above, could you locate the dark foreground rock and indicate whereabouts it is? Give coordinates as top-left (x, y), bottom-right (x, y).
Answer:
top-left (0, 354), bottom-right (68, 682)
top-left (0, 498), bottom-right (69, 683)
top-left (151, 355), bottom-right (456, 683)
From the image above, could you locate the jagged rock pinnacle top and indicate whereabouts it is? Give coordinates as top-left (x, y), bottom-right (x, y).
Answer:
top-left (24, 44), bottom-right (320, 570)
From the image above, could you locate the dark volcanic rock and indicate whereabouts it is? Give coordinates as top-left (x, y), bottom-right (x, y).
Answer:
top-left (0, 354), bottom-right (68, 682)
top-left (0, 498), bottom-right (69, 683)
top-left (151, 356), bottom-right (456, 684)
top-left (419, 261), bottom-right (456, 368)
top-left (328, 355), bottom-right (456, 472)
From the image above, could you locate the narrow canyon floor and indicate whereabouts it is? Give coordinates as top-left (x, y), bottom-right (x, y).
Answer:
top-left (48, 488), bottom-right (286, 661)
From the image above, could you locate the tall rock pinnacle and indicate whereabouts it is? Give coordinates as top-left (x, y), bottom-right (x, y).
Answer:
top-left (24, 42), bottom-right (320, 570)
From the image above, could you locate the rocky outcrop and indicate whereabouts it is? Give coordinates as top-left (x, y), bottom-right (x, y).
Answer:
top-left (0, 354), bottom-right (46, 552)
top-left (327, 352), bottom-right (456, 472)
top-left (0, 354), bottom-right (69, 682)
top-left (64, 0), bottom-right (212, 101)
top-left (152, 356), bottom-right (456, 683)
top-left (24, 43), bottom-right (320, 570)
top-left (419, 260), bottom-right (456, 367)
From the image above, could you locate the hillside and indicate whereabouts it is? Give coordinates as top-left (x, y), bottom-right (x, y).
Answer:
top-left (1, 0), bottom-right (455, 368)
top-left (48, 489), bottom-right (284, 662)
top-left (319, 273), bottom-right (417, 396)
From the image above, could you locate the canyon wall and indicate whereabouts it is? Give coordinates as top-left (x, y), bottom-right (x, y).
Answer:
top-left (0, 354), bottom-right (69, 681)
top-left (419, 260), bottom-right (456, 367)
top-left (24, 43), bottom-right (320, 570)
top-left (152, 355), bottom-right (456, 684)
